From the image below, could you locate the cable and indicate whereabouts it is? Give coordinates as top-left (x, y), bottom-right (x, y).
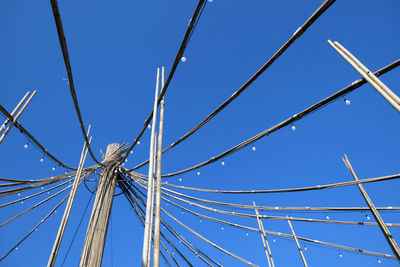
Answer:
top-left (49, 0), bottom-right (102, 166)
top-left (159, 59), bottom-right (400, 177)
top-left (0, 104), bottom-right (76, 170)
top-left (121, 0), bottom-right (207, 163)
top-left (129, 0), bottom-right (337, 172)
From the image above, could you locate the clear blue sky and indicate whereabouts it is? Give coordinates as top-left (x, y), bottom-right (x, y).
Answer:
top-left (1, 0), bottom-right (400, 266)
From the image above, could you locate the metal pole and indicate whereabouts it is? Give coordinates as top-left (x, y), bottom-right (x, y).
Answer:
top-left (154, 66), bottom-right (165, 267)
top-left (328, 40), bottom-right (400, 112)
top-left (287, 217), bottom-right (308, 267)
top-left (47, 126), bottom-right (91, 267)
top-left (142, 68), bottom-right (160, 267)
top-left (253, 202), bottom-right (274, 267)
top-left (342, 155), bottom-right (400, 263)
top-left (146, 132), bottom-right (157, 266)
top-left (0, 90), bottom-right (37, 144)
top-left (0, 91), bottom-right (30, 135)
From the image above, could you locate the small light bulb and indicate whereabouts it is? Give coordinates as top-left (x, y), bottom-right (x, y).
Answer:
top-left (252, 145), bottom-right (256, 152)
top-left (304, 246), bottom-right (307, 251)
top-left (326, 215), bottom-right (330, 220)
top-left (52, 166), bottom-right (56, 171)
top-left (221, 226), bottom-right (224, 230)
top-left (55, 210), bottom-right (57, 213)
top-left (273, 238), bottom-right (276, 243)
top-left (18, 193), bottom-right (21, 197)
top-left (147, 124), bottom-right (151, 129)
top-left (24, 143), bottom-right (29, 149)
top-left (345, 99), bottom-right (351, 106)
top-left (246, 232), bottom-right (249, 236)
top-left (179, 177), bottom-right (182, 182)
top-left (197, 171), bottom-right (200, 176)
top-left (181, 56), bottom-right (187, 62)
top-left (35, 228), bottom-right (38, 231)
top-left (15, 247), bottom-right (18, 250)
top-left (377, 259), bottom-right (382, 264)
top-left (366, 215), bottom-right (371, 220)
top-left (130, 150), bottom-right (133, 154)
top-left (41, 186), bottom-right (44, 190)
top-left (40, 157), bottom-right (44, 163)
top-left (339, 252), bottom-right (343, 258)
top-left (21, 201), bottom-right (24, 204)
top-left (65, 171), bottom-right (68, 174)
top-left (137, 140), bottom-right (141, 145)
top-left (208, 0), bottom-right (214, 2)
top-left (47, 191), bottom-right (50, 194)
top-left (291, 125), bottom-right (296, 131)
top-left (200, 219), bottom-right (202, 223)
top-left (125, 158), bottom-right (128, 162)
top-left (221, 160), bottom-right (225, 166)
top-left (165, 180), bottom-right (168, 184)
top-left (181, 210), bottom-right (184, 214)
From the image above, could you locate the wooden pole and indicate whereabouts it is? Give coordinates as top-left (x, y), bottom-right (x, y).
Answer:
top-left (0, 91), bottom-right (30, 135)
top-left (0, 90), bottom-right (37, 144)
top-left (142, 68), bottom-right (160, 267)
top-left (154, 66), bottom-right (165, 267)
top-left (287, 217), bottom-right (308, 267)
top-left (328, 40), bottom-right (400, 112)
top-left (79, 143), bottom-right (120, 267)
top-left (47, 126), bottom-right (91, 267)
top-left (253, 202), bottom-right (274, 267)
top-left (342, 155), bottom-right (400, 263)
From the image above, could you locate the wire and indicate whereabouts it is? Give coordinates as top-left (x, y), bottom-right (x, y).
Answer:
top-left (0, 104), bottom-right (76, 170)
top-left (159, 59), bottom-right (400, 177)
top-left (121, 0), bottom-right (207, 163)
top-left (129, 0), bottom-right (337, 172)
top-left (49, 0), bottom-right (102, 166)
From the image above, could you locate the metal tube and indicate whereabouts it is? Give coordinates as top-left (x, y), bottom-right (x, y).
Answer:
top-left (0, 91), bottom-right (30, 134)
top-left (287, 218), bottom-right (308, 267)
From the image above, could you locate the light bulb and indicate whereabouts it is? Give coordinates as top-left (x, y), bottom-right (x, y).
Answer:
top-left (221, 226), bottom-right (224, 230)
top-left (137, 140), bottom-right (141, 145)
top-left (246, 232), bottom-right (249, 236)
top-left (339, 252), bottom-right (343, 258)
top-left (35, 228), bottom-right (38, 231)
top-left (200, 219), bottom-right (202, 223)
top-left (147, 124), bottom-right (151, 129)
top-left (179, 177), bottom-right (182, 182)
top-left (377, 259), bottom-right (382, 264)
top-left (55, 210), bottom-right (57, 213)
top-left (15, 247), bottom-right (18, 250)
top-left (345, 99), bottom-right (351, 106)
top-left (273, 238), bottom-right (276, 243)
top-left (181, 56), bottom-right (187, 63)
top-left (208, 0), bottom-right (214, 2)
top-left (326, 215), bottom-right (330, 220)
top-left (181, 210), bottom-right (184, 214)
top-left (130, 150), bottom-right (133, 154)
top-left (291, 125), bottom-right (296, 131)
top-left (304, 246), bottom-right (307, 251)
top-left (165, 180), bottom-right (168, 184)
top-left (252, 145), bottom-right (256, 152)
top-left (197, 171), bottom-right (200, 176)
top-left (41, 186), bottom-right (44, 190)
top-left (24, 143), bottom-right (29, 149)
top-left (125, 158), bottom-right (128, 162)
top-left (221, 160), bottom-right (225, 166)
top-left (366, 215), bottom-right (371, 220)
top-left (47, 191), bottom-right (50, 194)
top-left (40, 157), bottom-right (44, 163)
top-left (52, 166), bottom-right (56, 171)
top-left (21, 201), bottom-right (24, 204)
top-left (18, 193), bottom-right (21, 197)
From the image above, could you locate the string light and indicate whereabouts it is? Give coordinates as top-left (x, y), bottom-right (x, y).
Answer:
top-left (377, 259), bottom-right (382, 264)
top-left (344, 98), bottom-right (351, 106)
top-left (326, 215), bottom-right (330, 220)
top-left (208, 0), bottom-right (214, 2)
top-left (197, 170), bottom-right (200, 176)
top-left (137, 140), bottom-right (141, 145)
top-left (40, 157), bottom-right (44, 163)
top-left (24, 143), bottom-right (29, 149)
top-left (41, 186), bottom-right (44, 190)
top-left (221, 225), bottom-right (224, 230)
top-left (181, 56), bottom-right (187, 63)
top-left (291, 125), bottom-right (296, 131)
top-left (339, 252), bottom-right (343, 258)
top-left (200, 219), bottom-right (202, 223)
top-left (125, 158), bottom-right (128, 162)
top-left (221, 160), bottom-right (225, 166)
top-left (366, 214), bottom-right (371, 220)
top-left (52, 166), bottom-right (56, 171)
top-left (21, 201), bottom-right (24, 204)
top-left (179, 177), bottom-right (182, 182)
top-left (18, 193), bottom-right (21, 197)
top-left (246, 232), bottom-right (249, 236)
top-left (252, 145), bottom-right (256, 152)
top-left (304, 245), bottom-right (307, 251)
top-left (130, 150), bottom-right (133, 154)
top-left (273, 238), bottom-right (276, 243)
top-left (147, 125), bottom-right (151, 129)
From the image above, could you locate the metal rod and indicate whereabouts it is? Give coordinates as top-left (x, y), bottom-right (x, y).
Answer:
top-left (142, 68), bottom-right (160, 267)
top-left (287, 218), bottom-right (308, 267)
top-left (342, 155), bottom-right (400, 263)
top-left (254, 202), bottom-right (274, 267)
top-left (0, 91), bottom-right (30, 134)
top-left (146, 133), bottom-right (157, 266)
top-left (47, 126), bottom-right (91, 266)
top-left (154, 66), bottom-right (165, 267)
top-left (0, 90), bottom-right (37, 144)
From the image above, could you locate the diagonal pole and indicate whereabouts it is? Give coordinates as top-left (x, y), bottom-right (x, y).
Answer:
top-left (0, 90), bottom-right (37, 144)
top-left (287, 217), bottom-right (308, 267)
top-left (142, 68), bottom-right (160, 267)
top-left (0, 91), bottom-right (30, 135)
top-left (253, 202), bottom-right (274, 267)
top-left (342, 155), bottom-right (400, 263)
top-left (47, 126), bottom-right (92, 267)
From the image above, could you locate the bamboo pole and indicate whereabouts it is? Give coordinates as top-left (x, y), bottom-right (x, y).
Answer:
top-left (342, 155), bottom-right (400, 263)
top-left (328, 40), bottom-right (400, 112)
top-left (47, 126), bottom-right (91, 267)
top-left (142, 68), bottom-right (160, 267)
top-left (0, 91), bottom-right (30, 135)
top-left (253, 202), bottom-right (274, 267)
top-left (0, 90), bottom-right (37, 144)
top-left (146, 133), bottom-right (157, 266)
top-left (287, 218), bottom-right (308, 267)
top-left (79, 143), bottom-right (120, 267)
top-left (154, 66), bottom-right (165, 267)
